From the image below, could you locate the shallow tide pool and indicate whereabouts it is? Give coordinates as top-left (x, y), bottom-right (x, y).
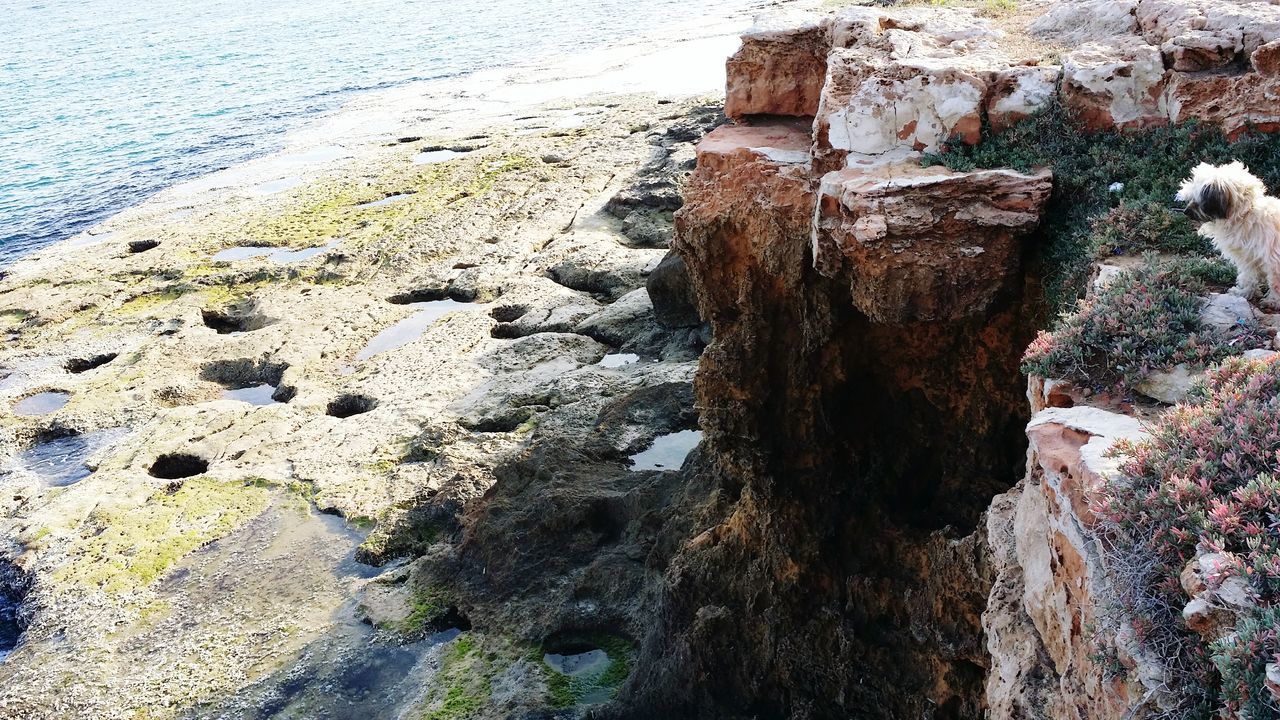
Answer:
top-left (628, 429), bottom-right (702, 471)
top-left (13, 391), bottom-right (70, 416)
top-left (221, 384), bottom-right (280, 406)
top-left (355, 300), bottom-right (477, 361)
top-left (10, 428), bottom-right (127, 487)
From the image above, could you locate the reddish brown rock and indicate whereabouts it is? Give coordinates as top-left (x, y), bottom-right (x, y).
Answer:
top-left (1166, 71), bottom-right (1280, 137)
top-left (1254, 39), bottom-right (1280, 75)
top-left (692, 121), bottom-right (812, 175)
top-left (1180, 557), bottom-right (1207, 596)
top-left (1161, 30), bottom-right (1241, 71)
top-left (627, 98), bottom-right (1045, 718)
top-left (724, 13), bottom-right (831, 121)
top-left (1061, 38), bottom-right (1169, 130)
top-left (813, 161), bottom-right (1052, 323)
top-left (985, 405), bottom-right (1170, 720)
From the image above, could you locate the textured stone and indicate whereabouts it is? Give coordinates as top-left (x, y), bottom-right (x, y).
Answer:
top-left (693, 121), bottom-right (812, 175)
top-left (1182, 597), bottom-right (1231, 637)
top-left (1136, 0), bottom-right (1280, 57)
top-left (986, 405), bottom-right (1167, 719)
top-left (1135, 362), bottom-right (1198, 404)
top-left (1254, 39), bottom-right (1280, 75)
top-left (646, 252), bottom-right (702, 328)
top-left (1201, 292), bottom-right (1257, 333)
top-left (812, 7), bottom-right (1014, 168)
top-left (574, 288), bottom-right (656, 346)
top-left (986, 65), bottom-right (1061, 132)
top-left (725, 12), bottom-right (831, 120)
top-left (813, 161), bottom-right (1052, 322)
top-left (1161, 29), bottom-right (1241, 71)
top-left (1061, 38), bottom-right (1168, 130)
top-left (1266, 663), bottom-right (1280, 702)
top-left (1166, 70), bottom-right (1280, 137)
top-left (1027, 0), bottom-right (1138, 45)
top-left (633, 82), bottom-right (1034, 717)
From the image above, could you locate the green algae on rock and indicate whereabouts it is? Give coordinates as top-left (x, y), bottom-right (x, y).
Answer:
top-left (55, 478), bottom-right (269, 593)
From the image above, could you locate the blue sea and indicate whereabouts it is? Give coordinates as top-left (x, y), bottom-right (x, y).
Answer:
top-left (1, 0), bottom-right (752, 264)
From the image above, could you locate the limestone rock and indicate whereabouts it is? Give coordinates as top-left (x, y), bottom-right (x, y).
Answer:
top-left (656, 82), bottom-right (1044, 717)
top-left (814, 161), bottom-right (1052, 322)
top-left (1136, 0), bottom-right (1280, 57)
top-left (1166, 70), bottom-right (1280, 137)
top-left (812, 7), bottom-right (1022, 167)
top-left (541, 233), bottom-right (665, 300)
top-left (1216, 575), bottom-right (1256, 610)
top-left (1181, 567), bottom-right (1256, 642)
top-left (1161, 29), bottom-right (1240, 71)
top-left (574, 288), bottom-right (656, 346)
top-left (1179, 557), bottom-right (1206, 596)
top-left (1093, 262), bottom-right (1126, 289)
top-left (1244, 348), bottom-right (1280, 362)
top-left (620, 209), bottom-right (673, 248)
top-left (1254, 39), bottom-right (1280, 75)
top-left (987, 65), bottom-right (1061, 132)
top-left (1182, 597), bottom-right (1232, 637)
top-left (1061, 38), bottom-right (1168, 130)
top-left (986, 406), bottom-right (1167, 719)
top-left (1201, 292), bottom-right (1256, 333)
top-left (1027, 0), bottom-right (1138, 45)
top-left (1266, 663), bottom-right (1280, 703)
top-left (1027, 375), bottom-right (1090, 413)
top-left (646, 252), bottom-right (702, 329)
top-left (1135, 362), bottom-right (1198, 404)
top-left (725, 11), bottom-right (831, 120)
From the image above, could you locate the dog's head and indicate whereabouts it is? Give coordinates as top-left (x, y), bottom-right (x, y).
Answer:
top-left (1174, 161), bottom-right (1265, 222)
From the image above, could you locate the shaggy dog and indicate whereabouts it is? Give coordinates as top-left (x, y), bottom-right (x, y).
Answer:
top-left (1176, 161), bottom-right (1280, 308)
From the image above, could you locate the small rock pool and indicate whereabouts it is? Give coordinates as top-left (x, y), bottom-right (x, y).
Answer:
top-left (628, 430), bottom-right (702, 471)
top-left (9, 428), bottom-right (127, 487)
top-left (356, 300), bottom-right (478, 361)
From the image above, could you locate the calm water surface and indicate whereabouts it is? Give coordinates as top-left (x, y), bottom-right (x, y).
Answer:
top-left (2, 0), bottom-right (754, 263)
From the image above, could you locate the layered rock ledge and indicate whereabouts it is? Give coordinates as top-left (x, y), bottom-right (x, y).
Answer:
top-left (619, 1), bottom-right (1280, 718)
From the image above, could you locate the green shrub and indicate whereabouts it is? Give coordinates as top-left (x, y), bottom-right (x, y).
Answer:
top-left (1163, 255), bottom-right (1239, 288)
top-left (1099, 355), bottom-right (1280, 718)
top-left (1213, 606), bottom-right (1280, 720)
top-left (1090, 202), bottom-right (1212, 258)
top-left (924, 101), bottom-right (1280, 312)
top-left (1021, 260), bottom-right (1267, 392)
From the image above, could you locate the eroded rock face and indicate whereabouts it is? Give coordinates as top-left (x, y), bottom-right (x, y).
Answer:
top-left (814, 7), bottom-right (1044, 169)
top-left (1033, 0), bottom-right (1280, 134)
top-left (814, 160), bottom-right (1052, 322)
top-left (618, 1), bottom-right (1280, 717)
top-left (1060, 38), bottom-right (1169, 130)
top-left (724, 12), bottom-right (831, 121)
top-left (984, 405), bottom-right (1175, 719)
top-left (722, 0), bottom-right (1280, 179)
top-left (622, 107), bottom-right (1045, 717)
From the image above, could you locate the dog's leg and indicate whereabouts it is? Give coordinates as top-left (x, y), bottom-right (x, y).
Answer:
top-left (1229, 259), bottom-right (1262, 299)
top-left (1263, 256), bottom-right (1280, 311)
top-left (1212, 235), bottom-right (1260, 299)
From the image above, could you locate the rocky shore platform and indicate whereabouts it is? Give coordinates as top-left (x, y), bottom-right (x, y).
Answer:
top-left (0, 9), bottom-right (778, 716)
top-left (9, 0), bottom-right (1280, 717)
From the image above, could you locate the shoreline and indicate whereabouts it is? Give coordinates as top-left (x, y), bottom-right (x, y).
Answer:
top-left (0, 3), bottom-right (804, 716)
top-left (6, 0), bottom-right (799, 278)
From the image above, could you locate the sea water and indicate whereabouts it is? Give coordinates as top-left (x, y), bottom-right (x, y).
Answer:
top-left (1, 0), bottom-right (756, 264)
